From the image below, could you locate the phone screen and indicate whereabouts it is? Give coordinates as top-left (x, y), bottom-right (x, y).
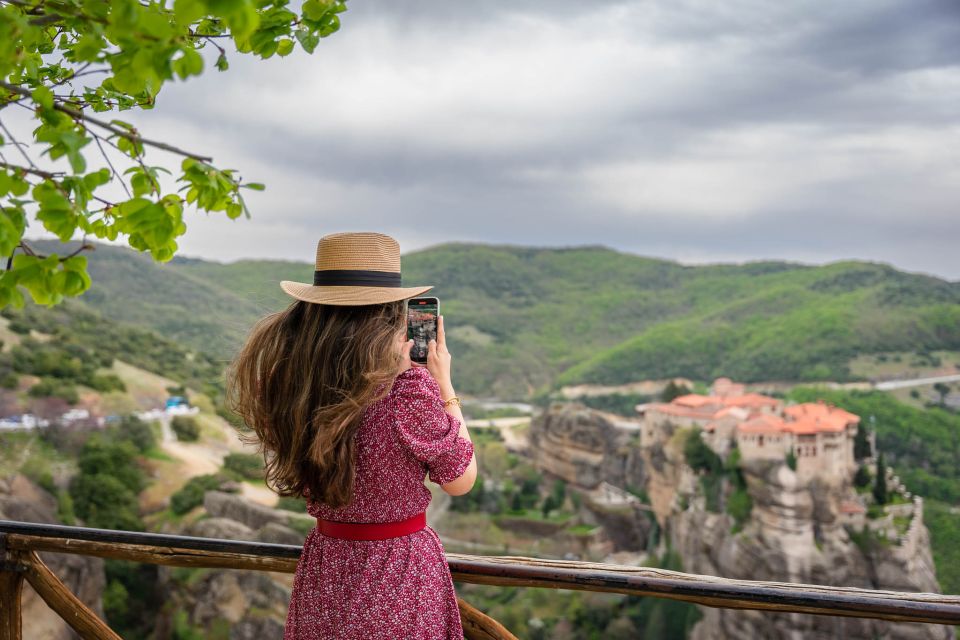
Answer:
top-left (407, 297), bottom-right (439, 364)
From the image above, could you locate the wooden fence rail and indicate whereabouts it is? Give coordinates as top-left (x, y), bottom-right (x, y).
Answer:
top-left (2, 519), bottom-right (959, 639)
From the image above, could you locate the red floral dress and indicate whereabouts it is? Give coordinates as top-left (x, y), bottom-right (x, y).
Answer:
top-left (284, 366), bottom-right (475, 640)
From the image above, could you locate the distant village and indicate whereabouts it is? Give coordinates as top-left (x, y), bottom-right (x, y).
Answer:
top-left (0, 395), bottom-right (198, 432)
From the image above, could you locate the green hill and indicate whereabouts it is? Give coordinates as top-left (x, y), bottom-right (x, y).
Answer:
top-left (29, 240), bottom-right (960, 398)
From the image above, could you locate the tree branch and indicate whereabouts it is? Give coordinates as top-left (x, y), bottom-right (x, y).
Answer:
top-left (13, 239), bottom-right (94, 263)
top-left (0, 80), bottom-right (213, 162)
top-left (0, 160), bottom-right (63, 180)
top-left (0, 119), bottom-right (43, 172)
top-left (91, 132), bottom-right (132, 198)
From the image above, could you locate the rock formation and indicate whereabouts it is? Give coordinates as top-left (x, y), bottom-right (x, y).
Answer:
top-left (0, 474), bottom-right (106, 640)
top-left (158, 490), bottom-right (307, 638)
top-left (528, 404), bottom-right (955, 640)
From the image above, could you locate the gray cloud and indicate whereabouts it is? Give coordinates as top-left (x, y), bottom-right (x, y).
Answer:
top-left (114, 0), bottom-right (960, 280)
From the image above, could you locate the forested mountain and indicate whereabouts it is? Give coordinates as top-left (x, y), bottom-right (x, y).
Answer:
top-left (30, 240), bottom-right (960, 398)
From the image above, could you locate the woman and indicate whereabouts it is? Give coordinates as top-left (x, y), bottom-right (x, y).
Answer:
top-left (228, 232), bottom-right (477, 639)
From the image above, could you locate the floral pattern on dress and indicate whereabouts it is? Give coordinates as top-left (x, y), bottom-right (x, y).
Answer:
top-left (284, 366), bottom-right (474, 640)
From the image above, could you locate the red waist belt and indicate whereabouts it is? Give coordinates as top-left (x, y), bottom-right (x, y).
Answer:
top-left (316, 512), bottom-right (427, 541)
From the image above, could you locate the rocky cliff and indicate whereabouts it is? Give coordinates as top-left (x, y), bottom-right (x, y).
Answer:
top-left (529, 404), bottom-right (656, 550)
top-left (528, 404), bottom-right (954, 640)
top-left (155, 490), bottom-right (309, 639)
top-left (0, 474), bottom-right (106, 640)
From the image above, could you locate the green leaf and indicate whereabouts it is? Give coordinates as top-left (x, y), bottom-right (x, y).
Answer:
top-left (216, 52), bottom-right (229, 71)
top-left (277, 39), bottom-right (294, 57)
top-left (59, 256), bottom-right (92, 296)
top-left (173, 47), bottom-right (204, 80)
top-left (71, 35), bottom-right (106, 63)
top-left (319, 14), bottom-right (340, 37)
top-left (0, 207), bottom-right (27, 257)
top-left (224, 0), bottom-right (260, 40)
top-left (84, 168), bottom-right (112, 190)
top-left (33, 182), bottom-right (78, 242)
top-left (302, 0), bottom-right (334, 22)
top-left (295, 28), bottom-right (320, 54)
top-left (10, 254), bottom-right (63, 306)
top-left (31, 85), bottom-right (54, 109)
top-left (242, 182), bottom-right (265, 191)
top-left (174, 0), bottom-right (207, 25)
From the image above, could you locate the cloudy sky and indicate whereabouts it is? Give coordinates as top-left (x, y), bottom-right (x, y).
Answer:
top-left (100, 1), bottom-right (960, 278)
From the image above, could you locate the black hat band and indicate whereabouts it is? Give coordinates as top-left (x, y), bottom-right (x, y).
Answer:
top-left (313, 269), bottom-right (402, 287)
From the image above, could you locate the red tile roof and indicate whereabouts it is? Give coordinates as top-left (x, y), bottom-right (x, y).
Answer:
top-left (840, 501), bottom-right (866, 514)
top-left (651, 388), bottom-right (861, 440)
top-left (738, 414), bottom-right (787, 434)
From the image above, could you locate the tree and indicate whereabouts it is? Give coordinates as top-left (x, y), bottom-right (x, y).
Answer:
top-left (933, 382), bottom-right (951, 406)
top-left (854, 464), bottom-right (871, 488)
top-left (69, 472), bottom-right (143, 530)
top-left (551, 478), bottom-right (566, 510)
top-left (540, 495), bottom-right (556, 519)
top-left (873, 452), bottom-right (888, 506)
top-left (77, 436), bottom-right (146, 492)
top-left (0, 0), bottom-right (348, 308)
top-left (785, 449), bottom-right (797, 471)
top-left (660, 380), bottom-right (690, 403)
top-left (683, 429), bottom-right (722, 475)
top-left (853, 422), bottom-right (871, 461)
top-left (171, 414), bottom-right (199, 441)
top-left (113, 414), bottom-right (156, 452)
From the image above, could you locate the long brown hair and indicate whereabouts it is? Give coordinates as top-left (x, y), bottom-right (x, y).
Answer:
top-left (227, 299), bottom-right (406, 508)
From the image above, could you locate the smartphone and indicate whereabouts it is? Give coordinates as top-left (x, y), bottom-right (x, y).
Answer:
top-left (407, 297), bottom-right (439, 365)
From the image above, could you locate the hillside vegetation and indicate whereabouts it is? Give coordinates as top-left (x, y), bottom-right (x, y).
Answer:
top-left (31, 241), bottom-right (960, 398)
top-left (1, 300), bottom-right (224, 403)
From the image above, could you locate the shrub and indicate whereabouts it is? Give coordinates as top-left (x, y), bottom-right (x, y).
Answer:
top-left (77, 437), bottom-right (146, 493)
top-left (170, 474), bottom-right (223, 515)
top-left (28, 378), bottom-right (79, 404)
top-left (113, 415), bottom-right (156, 453)
top-left (223, 453), bottom-right (264, 480)
top-left (7, 319), bottom-right (31, 334)
top-left (70, 473), bottom-right (143, 531)
top-left (277, 496), bottom-right (308, 513)
top-left (171, 416), bottom-right (200, 442)
top-left (785, 450), bottom-right (797, 471)
top-left (89, 373), bottom-right (126, 393)
top-left (684, 429), bottom-right (722, 475)
top-left (0, 372), bottom-right (17, 389)
top-left (661, 380), bottom-right (692, 402)
top-left (727, 488), bottom-right (753, 532)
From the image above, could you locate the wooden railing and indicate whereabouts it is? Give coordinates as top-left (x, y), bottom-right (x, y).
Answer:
top-left (1, 519), bottom-right (959, 639)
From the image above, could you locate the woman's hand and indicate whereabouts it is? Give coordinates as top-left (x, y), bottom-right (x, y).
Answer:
top-left (427, 316), bottom-right (454, 396)
top-left (398, 336), bottom-right (415, 376)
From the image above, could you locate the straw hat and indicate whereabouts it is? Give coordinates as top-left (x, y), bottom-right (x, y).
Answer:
top-left (280, 232), bottom-right (433, 306)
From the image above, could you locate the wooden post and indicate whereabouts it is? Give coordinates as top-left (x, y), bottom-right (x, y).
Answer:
top-left (21, 551), bottom-right (121, 640)
top-left (458, 598), bottom-right (517, 640)
top-left (0, 568), bottom-right (23, 640)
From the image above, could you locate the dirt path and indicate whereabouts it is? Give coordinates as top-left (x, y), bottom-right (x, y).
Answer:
top-left (874, 373), bottom-right (960, 390)
top-left (466, 417), bottom-right (530, 452)
top-left (158, 414), bottom-right (278, 507)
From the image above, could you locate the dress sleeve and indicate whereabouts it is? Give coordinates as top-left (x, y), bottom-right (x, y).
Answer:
top-left (393, 367), bottom-right (474, 486)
